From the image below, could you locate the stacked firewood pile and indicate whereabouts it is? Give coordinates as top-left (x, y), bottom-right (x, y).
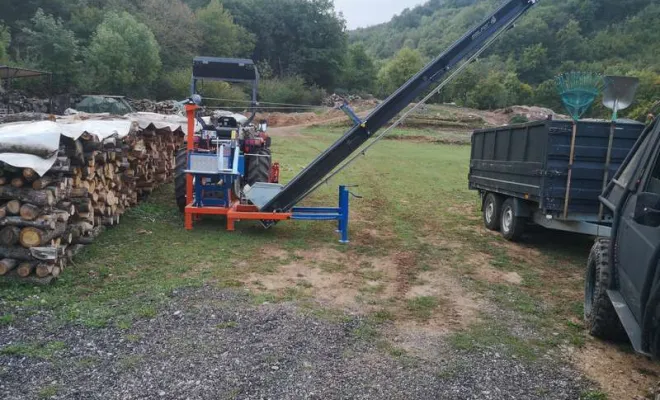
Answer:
top-left (0, 125), bottom-right (184, 283)
top-left (0, 90), bottom-right (51, 115)
top-left (129, 99), bottom-right (183, 115)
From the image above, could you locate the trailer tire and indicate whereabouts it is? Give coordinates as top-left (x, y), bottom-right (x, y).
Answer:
top-left (247, 147), bottom-right (271, 186)
top-left (584, 238), bottom-right (627, 341)
top-left (500, 198), bottom-right (526, 241)
top-left (174, 148), bottom-right (187, 213)
top-left (483, 193), bottom-right (503, 231)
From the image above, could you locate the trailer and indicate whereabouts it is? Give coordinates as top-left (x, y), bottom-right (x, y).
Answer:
top-left (469, 119), bottom-right (645, 240)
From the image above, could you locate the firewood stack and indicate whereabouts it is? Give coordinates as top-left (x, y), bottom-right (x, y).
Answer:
top-left (0, 125), bottom-right (184, 284)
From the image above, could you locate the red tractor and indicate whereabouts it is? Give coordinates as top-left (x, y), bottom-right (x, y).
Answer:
top-left (173, 57), bottom-right (277, 212)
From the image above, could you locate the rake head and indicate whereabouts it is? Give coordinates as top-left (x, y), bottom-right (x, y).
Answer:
top-left (555, 72), bottom-right (603, 121)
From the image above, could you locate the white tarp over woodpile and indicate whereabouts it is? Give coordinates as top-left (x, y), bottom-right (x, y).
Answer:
top-left (0, 113), bottom-right (185, 176)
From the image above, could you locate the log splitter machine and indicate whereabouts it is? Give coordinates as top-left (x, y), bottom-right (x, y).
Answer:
top-left (176, 57), bottom-right (355, 242)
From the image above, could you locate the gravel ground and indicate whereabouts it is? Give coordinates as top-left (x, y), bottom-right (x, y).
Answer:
top-left (1, 287), bottom-right (590, 400)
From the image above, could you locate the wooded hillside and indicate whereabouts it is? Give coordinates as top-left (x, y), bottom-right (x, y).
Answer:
top-left (1, 0), bottom-right (658, 117)
top-left (350, 0), bottom-right (660, 118)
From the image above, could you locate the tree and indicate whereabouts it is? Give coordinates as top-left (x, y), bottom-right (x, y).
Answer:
top-left (0, 25), bottom-right (10, 63)
top-left (181, 0), bottom-right (210, 10)
top-left (555, 19), bottom-right (588, 62)
top-left (196, 0), bottom-right (254, 59)
top-left (517, 44), bottom-right (549, 84)
top-left (223, 0), bottom-right (347, 88)
top-left (465, 71), bottom-right (507, 110)
top-left (68, 6), bottom-right (105, 46)
top-left (3, 0), bottom-right (78, 33)
top-left (342, 44), bottom-right (377, 93)
top-left (138, 0), bottom-right (200, 70)
top-left (21, 9), bottom-right (79, 92)
top-left (84, 12), bottom-right (161, 95)
top-left (376, 48), bottom-right (425, 96)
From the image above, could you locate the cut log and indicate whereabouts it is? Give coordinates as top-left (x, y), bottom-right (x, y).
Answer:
top-left (0, 177), bottom-right (6, 186)
top-left (51, 210), bottom-right (71, 223)
top-left (36, 263), bottom-right (53, 278)
top-left (11, 178), bottom-right (25, 188)
top-left (30, 247), bottom-right (59, 261)
top-left (0, 258), bottom-right (18, 275)
top-left (55, 202), bottom-right (76, 216)
top-left (19, 223), bottom-right (67, 248)
top-left (22, 168), bottom-right (38, 182)
top-left (0, 186), bottom-right (54, 206)
top-left (66, 187), bottom-right (88, 198)
top-left (70, 198), bottom-right (91, 212)
top-left (6, 200), bottom-right (21, 215)
top-left (0, 246), bottom-right (34, 261)
top-left (0, 205), bottom-right (7, 219)
top-left (0, 226), bottom-right (21, 246)
top-left (19, 204), bottom-right (41, 221)
top-left (17, 262), bottom-right (36, 277)
top-left (0, 217), bottom-right (56, 230)
top-left (74, 226), bottom-right (105, 245)
top-left (32, 176), bottom-right (54, 190)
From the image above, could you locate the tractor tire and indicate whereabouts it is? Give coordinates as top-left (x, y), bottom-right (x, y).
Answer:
top-left (584, 238), bottom-right (627, 341)
top-left (500, 198), bottom-right (526, 241)
top-left (174, 148), bottom-right (187, 213)
top-left (483, 192), bottom-right (503, 231)
top-left (247, 147), bottom-right (271, 186)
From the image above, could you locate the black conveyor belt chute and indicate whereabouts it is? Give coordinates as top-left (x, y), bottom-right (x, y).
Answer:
top-left (261, 0), bottom-right (538, 213)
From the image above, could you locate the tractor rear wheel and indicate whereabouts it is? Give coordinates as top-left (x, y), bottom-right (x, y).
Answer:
top-left (247, 147), bottom-right (271, 186)
top-left (584, 238), bottom-right (627, 341)
top-left (174, 148), bottom-right (187, 213)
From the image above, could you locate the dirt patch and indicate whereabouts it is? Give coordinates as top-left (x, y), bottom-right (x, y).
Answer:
top-left (255, 111), bottom-right (341, 128)
top-left (259, 245), bottom-right (290, 262)
top-left (294, 247), bottom-right (345, 264)
top-left (472, 264), bottom-right (523, 285)
top-left (491, 239), bottom-right (543, 265)
top-left (417, 236), bottom-right (465, 251)
top-left (248, 261), bottom-right (361, 309)
top-left (406, 270), bottom-right (482, 326)
top-left (243, 242), bottom-right (484, 334)
top-left (389, 268), bottom-right (485, 359)
top-left (243, 248), bottom-right (400, 312)
top-left (571, 340), bottom-right (660, 399)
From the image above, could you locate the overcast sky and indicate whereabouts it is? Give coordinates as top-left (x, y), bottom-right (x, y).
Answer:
top-left (333, 0), bottom-right (426, 30)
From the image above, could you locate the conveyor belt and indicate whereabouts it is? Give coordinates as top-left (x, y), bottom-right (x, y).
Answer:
top-left (261, 0), bottom-right (539, 213)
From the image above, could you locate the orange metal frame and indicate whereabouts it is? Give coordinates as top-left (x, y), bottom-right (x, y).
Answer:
top-left (183, 104), bottom-right (292, 231)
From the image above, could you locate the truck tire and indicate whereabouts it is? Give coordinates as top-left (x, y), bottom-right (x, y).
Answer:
top-left (500, 198), bottom-right (526, 241)
top-left (246, 147), bottom-right (271, 185)
top-left (483, 193), bottom-right (503, 231)
top-left (174, 148), bottom-right (187, 213)
top-left (584, 238), bottom-right (627, 341)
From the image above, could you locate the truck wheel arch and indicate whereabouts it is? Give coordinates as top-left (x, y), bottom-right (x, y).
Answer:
top-left (584, 238), bottom-right (627, 341)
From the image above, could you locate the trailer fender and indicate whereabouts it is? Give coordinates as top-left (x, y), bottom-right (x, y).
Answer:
top-left (511, 197), bottom-right (532, 218)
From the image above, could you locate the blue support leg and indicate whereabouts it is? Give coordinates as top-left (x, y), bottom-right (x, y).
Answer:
top-left (336, 185), bottom-right (343, 233)
top-left (290, 185), bottom-right (354, 244)
top-left (339, 185), bottom-right (350, 244)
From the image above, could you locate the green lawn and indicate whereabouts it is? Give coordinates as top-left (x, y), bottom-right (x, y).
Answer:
top-left (0, 126), bottom-right (592, 356)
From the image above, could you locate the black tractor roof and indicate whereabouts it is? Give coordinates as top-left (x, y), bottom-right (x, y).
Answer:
top-left (192, 57), bottom-right (258, 83)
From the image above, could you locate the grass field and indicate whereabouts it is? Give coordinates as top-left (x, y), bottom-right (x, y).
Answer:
top-left (0, 126), bottom-right (657, 398)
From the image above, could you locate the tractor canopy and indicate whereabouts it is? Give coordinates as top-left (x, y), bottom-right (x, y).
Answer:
top-left (190, 57), bottom-right (260, 125)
